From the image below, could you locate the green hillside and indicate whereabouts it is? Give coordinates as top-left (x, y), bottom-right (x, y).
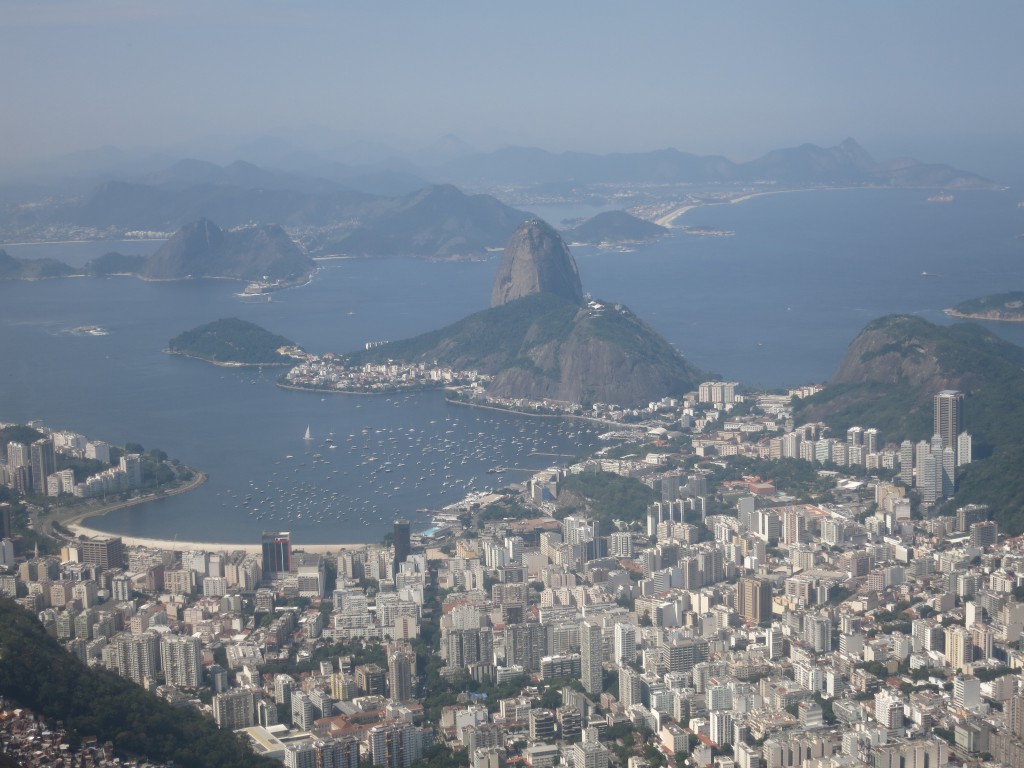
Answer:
top-left (169, 317), bottom-right (296, 364)
top-left (0, 599), bottom-right (277, 768)
top-left (795, 315), bottom-right (1024, 531)
top-left (347, 292), bottom-right (702, 407)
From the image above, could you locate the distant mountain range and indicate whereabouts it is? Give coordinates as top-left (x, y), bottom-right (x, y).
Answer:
top-left (316, 184), bottom-right (531, 259)
top-left (0, 220), bottom-right (314, 282)
top-left (0, 138), bottom-right (995, 250)
top-left (433, 138), bottom-right (996, 189)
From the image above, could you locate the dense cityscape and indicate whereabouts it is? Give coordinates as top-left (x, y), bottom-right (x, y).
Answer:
top-left (1, 381), bottom-right (1014, 768)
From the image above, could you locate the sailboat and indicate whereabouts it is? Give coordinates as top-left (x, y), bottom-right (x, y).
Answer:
top-left (304, 425), bottom-right (312, 441)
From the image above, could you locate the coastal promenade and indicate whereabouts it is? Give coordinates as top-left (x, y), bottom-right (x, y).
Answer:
top-left (55, 470), bottom-right (366, 554)
top-left (64, 522), bottom-right (365, 555)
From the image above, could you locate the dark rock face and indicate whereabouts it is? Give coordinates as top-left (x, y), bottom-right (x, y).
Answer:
top-left (491, 219), bottom-right (584, 308)
top-left (142, 219), bottom-right (313, 281)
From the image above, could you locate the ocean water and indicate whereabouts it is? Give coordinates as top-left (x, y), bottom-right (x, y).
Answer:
top-left (1, 187), bottom-right (1022, 543)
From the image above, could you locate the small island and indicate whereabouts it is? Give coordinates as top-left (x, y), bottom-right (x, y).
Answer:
top-left (563, 210), bottom-right (668, 246)
top-left (168, 317), bottom-right (302, 365)
top-left (945, 291), bottom-right (1024, 322)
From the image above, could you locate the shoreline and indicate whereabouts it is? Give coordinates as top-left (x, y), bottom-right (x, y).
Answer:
top-left (944, 308), bottom-right (1024, 323)
top-left (166, 350), bottom-right (293, 368)
top-left (59, 469), bottom-right (372, 554)
top-left (56, 468), bottom-right (210, 531)
top-left (445, 396), bottom-right (642, 429)
top-left (65, 522), bottom-right (370, 555)
top-left (276, 380), bottom-right (450, 397)
top-left (657, 184), bottom-right (891, 227)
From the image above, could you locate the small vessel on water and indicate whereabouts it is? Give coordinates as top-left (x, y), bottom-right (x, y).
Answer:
top-left (304, 425), bottom-right (312, 441)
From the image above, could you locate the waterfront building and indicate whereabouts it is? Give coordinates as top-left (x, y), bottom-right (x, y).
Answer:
top-left (394, 519), bottom-right (411, 573)
top-left (30, 438), bottom-right (56, 494)
top-left (79, 535), bottom-right (124, 570)
top-left (262, 530), bottom-right (291, 577)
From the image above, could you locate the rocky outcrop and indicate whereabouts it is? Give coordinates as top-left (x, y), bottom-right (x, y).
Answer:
top-left (350, 219), bottom-right (700, 406)
top-left (796, 314), bottom-right (1024, 434)
top-left (142, 219), bottom-right (314, 281)
top-left (484, 299), bottom-right (700, 405)
top-left (491, 219), bottom-right (584, 307)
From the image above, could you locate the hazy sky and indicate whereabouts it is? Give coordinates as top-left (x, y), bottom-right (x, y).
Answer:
top-left (2, 1), bottom-right (1022, 174)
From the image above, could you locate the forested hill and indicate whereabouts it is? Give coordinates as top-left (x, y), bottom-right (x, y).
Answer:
top-left (0, 599), bottom-right (278, 768)
top-left (795, 314), bottom-right (1024, 532)
top-left (169, 317), bottom-right (297, 364)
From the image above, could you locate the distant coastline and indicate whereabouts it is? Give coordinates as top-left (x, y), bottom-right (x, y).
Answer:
top-left (65, 522), bottom-right (366, 555)
top-left (166, 349), bottom-right (292, 367)
top-left (944, 309), bottom-right (1024, 323)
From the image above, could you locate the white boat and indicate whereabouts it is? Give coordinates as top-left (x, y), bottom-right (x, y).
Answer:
top-left (304, 425), bottom-right (312, 440)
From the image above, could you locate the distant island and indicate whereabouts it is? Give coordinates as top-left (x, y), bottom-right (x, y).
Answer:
top-left (563, 210), bottom-right (668, 245)
top-left (142, 219), bottom-right (314, 282)
top-left (945, 291), bottom-right (1024, 322)
top-left (0, 219), bottom-right (314, 286)
top-left (168, 317), bottom-right (300, 365)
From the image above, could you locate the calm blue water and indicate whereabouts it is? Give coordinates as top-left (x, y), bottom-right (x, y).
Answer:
top-left (566, 188), bottom-right (1024, 386)
top-left (2, 188), bottom-right (1022, 543)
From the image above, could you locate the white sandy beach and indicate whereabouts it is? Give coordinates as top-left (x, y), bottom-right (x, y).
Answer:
top-left (66, 521), bottom-right (370, 555)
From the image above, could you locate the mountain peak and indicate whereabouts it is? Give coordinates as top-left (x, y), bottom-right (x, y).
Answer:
top-left (491, 219), bottom-right (584, 308)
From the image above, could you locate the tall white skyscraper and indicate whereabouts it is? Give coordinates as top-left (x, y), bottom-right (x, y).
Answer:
top-left (899, 441), bottom-right (914, 486)
top-left (580, 620), bottom-right (603, 695)
top-left (957, 432), bottom-right (973, 467)
top-left (934, 390), bottom-right (964, 462)
top-left (613, 622), bottom-right (636, 666)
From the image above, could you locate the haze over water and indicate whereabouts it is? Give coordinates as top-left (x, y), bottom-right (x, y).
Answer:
top-left (2, 187), bottom-right (1022, 544)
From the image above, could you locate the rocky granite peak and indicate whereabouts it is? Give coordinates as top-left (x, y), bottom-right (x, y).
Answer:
top-left (491, 219), bottom-right (584, 308)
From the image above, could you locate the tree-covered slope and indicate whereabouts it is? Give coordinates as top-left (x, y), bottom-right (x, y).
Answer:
top-left (348, 292), bottom-right (702, 407)
top-left (795, 314), bottom-right (1024, 531)
top-left (169, 317), bottom-right (296, 364)
top-left (947, 291), bottom-right (1024, 322)
top-left (0, 249), bottom-right (76, 280)
top-left (142, 219), bottom-right (314, 281)
top-left (0, 599), bottom-right (277, 768)
top-left (564, 210), bottom-right (668, 244)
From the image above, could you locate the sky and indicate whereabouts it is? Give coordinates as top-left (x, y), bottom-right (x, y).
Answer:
top-left (2, 1), bottom-right (1022, 177)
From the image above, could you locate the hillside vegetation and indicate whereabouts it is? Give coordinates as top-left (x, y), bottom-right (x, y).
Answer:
top-left (348, 292), bottom-right (701, 407)
top-left (0, 599), bottom-right (277, 768)
top-left (169, 317), bottom-right (296, 364)
top-left (795, 315), bottom-right (1024, 532)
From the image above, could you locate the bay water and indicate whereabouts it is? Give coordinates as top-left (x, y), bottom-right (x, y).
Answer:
top-left (2, 187), bottom-right (1022, 544)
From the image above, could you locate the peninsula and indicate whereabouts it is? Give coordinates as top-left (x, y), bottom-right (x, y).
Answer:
top-left (168, 317), bottom-right (301, 365)
top-left (344, 219), bottom-right (702, 407)
top-left (564, 209), bottom-right (668, 245)
top-left (945, 291), bottom-right (1024, 322)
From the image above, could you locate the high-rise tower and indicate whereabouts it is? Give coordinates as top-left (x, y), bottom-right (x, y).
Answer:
top-left (934, 390), bottom-right (964, 460)
top-left (261, 531), bottom-right (291, 577)
top-left (393, 520), bottom-right (411, 574)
